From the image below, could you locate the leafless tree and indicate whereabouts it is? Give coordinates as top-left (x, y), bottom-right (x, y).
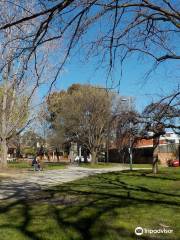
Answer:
top-left (0, 2), bottom-right (57, 167)
top-left (0, 0), bottom-right (179, 81)
top-left (0, 1), bottom-right (179, 167)
top-left (114, 111), bottom-right (140, 163)
top-left (140, 89), bottom-right (180, 173)
top-left (112, 89), bottom-right (179, 173)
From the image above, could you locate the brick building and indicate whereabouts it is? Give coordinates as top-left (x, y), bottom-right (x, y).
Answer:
top-left (134, 132), bottom-right (180, 165)
top-left (108, 132), bottom-right (179, 165)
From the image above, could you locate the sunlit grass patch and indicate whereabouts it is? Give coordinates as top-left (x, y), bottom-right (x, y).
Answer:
top-left (0, 168), bottom-right (179, 240)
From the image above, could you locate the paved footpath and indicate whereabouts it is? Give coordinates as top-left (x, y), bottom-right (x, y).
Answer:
top-left (0, 166), bottom-right (128, 200)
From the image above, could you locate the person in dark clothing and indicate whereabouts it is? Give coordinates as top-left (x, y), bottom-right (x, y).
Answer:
top-left (32, 157), bottom-right (37, 166)
top-left (32, 156), bottom-right (39, 171)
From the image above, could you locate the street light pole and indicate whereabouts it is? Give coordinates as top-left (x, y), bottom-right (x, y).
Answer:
top-left (121, 97), bottom-right (133, 171)
top-left (129, 120), bottom-right (133, 171)
top-left (106, 121), bottom-right (110, 163)
top-left (128, 97), bottom-right (133, 171)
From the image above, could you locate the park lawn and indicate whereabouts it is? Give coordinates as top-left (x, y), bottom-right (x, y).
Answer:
top-left (7, 161), bottom-right (67, 170)
top-left (43, 162), bottom-right (68, 170)
top-left (79, 162), bottom-right (152, 169)
top-left (0, 168), bottom-right (180, 240)
top-left (124, 163), bottom-right (154, 169)
top-left (79, 162), bottom-right (121, 168)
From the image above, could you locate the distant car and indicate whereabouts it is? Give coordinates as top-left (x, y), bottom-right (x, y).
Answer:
top-left (168, 159), bottom-right (179, 167)
top-left (172, 160), bottom-right (180, 167)
top-left (27, 155), bottom-right (34, 159)
top-left (74, 156), bottom-right (84, 162)
top-left (74, 156), bottom-right (91, 162)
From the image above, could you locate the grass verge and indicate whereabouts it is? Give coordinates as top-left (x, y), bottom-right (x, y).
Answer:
top-left (7, 161), bottom-right (67, 170)
top-left (79, 162), bottom-right (121, 168)
top-left (0, 168), bottom-right (179, 240)
top-left (79, 162), bottom-right (152, 169)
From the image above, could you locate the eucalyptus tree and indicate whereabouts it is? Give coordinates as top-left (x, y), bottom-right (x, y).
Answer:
top-left (47, 84), bottom-right (112, 164)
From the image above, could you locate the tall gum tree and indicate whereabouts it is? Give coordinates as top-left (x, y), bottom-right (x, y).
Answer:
top-left (47, 84), bottom-right (112, 164)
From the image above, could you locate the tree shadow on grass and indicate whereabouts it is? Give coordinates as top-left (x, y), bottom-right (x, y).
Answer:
top-left (93, 173), bottom-right (180, 198)
top-left (47, 183), bottom-right (178, 240)
top-left (120, 169), bottom-right (180, 181)
top-left (0, 171), bottom-right (179, 240)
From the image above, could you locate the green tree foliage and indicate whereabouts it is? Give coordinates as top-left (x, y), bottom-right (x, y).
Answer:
top-left (47, 84), bottom-right (112, 163)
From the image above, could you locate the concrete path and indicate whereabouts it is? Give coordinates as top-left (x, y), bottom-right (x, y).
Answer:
top-left (0, 166), bottom-right (128, 200)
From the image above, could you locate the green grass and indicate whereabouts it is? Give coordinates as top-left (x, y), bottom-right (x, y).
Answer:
top-left (44, 162), bottom-right (68, 170)
top-left (79, 162), bottom-right (152, 169)
top-left (7, 161), bottom-right (67, 170)
top-left (79, 162), bottom-right (121, 168)
top-left (123, 163), bottom-right (152, 169)
top-left (8, 161), bottom-right (153, 170)
top-left (8, 161), bottom-right (30, 169)
top-left (0, 168), bottom-right (180, 240)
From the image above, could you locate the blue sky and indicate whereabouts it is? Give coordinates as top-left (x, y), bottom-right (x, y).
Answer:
top-left (37, 1), bottom-right (180, 112)
top-left (39, 51), bottom-right (179, 112)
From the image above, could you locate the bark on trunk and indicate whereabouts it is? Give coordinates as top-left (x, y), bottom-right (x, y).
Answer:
top-left (91, 150), bottom-right (98, 164)
top-left (1, 138), bottom-right (8, 168)
top-left (1, 80), bottom-right (8, 168)
top-left (56, 148), bottom-right (59, 162)
top-left (179, 142), bottom-right (180, 167)
top-left (152, 137), bottom-right (159, 174)
top-left (152, 155), bottom-right (158, 174)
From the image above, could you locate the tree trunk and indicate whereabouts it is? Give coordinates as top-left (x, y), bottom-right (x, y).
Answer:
top-left (152, 155), bottom-right (158, 174)
top-left (16, 144), bottom-right (21, 158)
top-left (106, 123), bottom-right (110, 163)
top-left (152, 137), bottom-right (159, 174)
top-left (84, 150), bottom-right (88, 163)
top-left (56, 148), bottom-right (59, 162)
top-left (91, 150), bottom-right (98, 164)
top-left (1, 80), bottom-right (8, 168)
top-left (178, 140), bottom-right (180, 166)
top-left (1, 138), bottom-right (8, 168)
